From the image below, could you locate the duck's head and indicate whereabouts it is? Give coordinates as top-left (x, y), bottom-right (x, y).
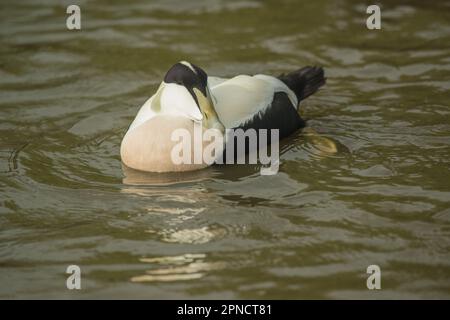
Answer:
top-left (157, 61), bottom-right (224, 133)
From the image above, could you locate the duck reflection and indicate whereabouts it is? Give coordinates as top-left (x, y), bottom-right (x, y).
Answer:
top-left (122, 163), bottom-right (218, 186)
top-left (121, 164), bottom-right (228, 284)
top-left (159, 226), bottom-right (227, 244)
top-left (131, 253), bottom-right (226, 283)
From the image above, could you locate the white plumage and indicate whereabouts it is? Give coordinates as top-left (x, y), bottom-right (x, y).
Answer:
top-left (121, 61), bottom-right (325, 173)
top-left (128, 74), bottom-right (296, 132)
top-left (209, 74), bottom-right (297, 128)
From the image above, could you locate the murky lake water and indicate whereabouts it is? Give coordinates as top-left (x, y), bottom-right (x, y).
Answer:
top-left (1, 0), bottom-right (450, 299)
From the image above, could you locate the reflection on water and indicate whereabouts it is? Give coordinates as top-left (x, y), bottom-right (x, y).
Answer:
top-left (0, 0), bottom-right (450, 299)
top-left (131, 253), bottom-right (226, 283)
top-left (159, 226), bottom-right (227, 244)
top-left (122, 164), bottom-right (218, 186)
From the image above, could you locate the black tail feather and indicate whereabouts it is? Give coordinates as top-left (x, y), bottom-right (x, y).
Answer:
top-left (278, 66), bottom-right (326, 102)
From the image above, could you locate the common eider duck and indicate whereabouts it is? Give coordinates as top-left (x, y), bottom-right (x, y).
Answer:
top-left (120, 61), bottom-right (325, 172)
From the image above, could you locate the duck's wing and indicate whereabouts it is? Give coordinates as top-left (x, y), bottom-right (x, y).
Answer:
top-left (207, 76), bottom-right (229, 88)
top-left (209, 74), bottom-right (303, 137)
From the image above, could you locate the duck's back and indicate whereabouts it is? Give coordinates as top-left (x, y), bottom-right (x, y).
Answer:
top-left (209, 75), bottom-right (297, 129)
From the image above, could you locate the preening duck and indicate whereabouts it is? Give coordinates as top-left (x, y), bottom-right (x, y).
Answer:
top-left (120, 61), bottom-right (325, 172)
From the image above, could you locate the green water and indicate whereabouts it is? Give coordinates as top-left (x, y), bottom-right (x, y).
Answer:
top-left (1, 0), bottom-right (449, 299)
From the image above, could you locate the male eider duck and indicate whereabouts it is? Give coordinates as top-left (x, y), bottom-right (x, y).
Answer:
top-left (121, 61), bottom-right (325, 172)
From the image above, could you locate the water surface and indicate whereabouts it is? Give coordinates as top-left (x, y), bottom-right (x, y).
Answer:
top-left (1, 0), bottom-right (450, 298)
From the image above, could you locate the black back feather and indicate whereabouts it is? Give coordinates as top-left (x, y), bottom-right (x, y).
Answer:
top-left (278, 66), bottom-right (326, 102)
